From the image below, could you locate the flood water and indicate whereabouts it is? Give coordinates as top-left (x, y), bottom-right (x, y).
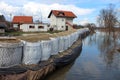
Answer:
top-left (44, 31), bottom-right (120, 80)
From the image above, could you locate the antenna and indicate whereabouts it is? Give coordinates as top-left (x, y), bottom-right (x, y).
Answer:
top-left (9, 13), bottom-right (12, 21)
top-left (39, 9), bottom-right (42, 23)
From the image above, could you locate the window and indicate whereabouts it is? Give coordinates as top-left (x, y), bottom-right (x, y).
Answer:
top-left (29, 25), bottom-right (35, 28)
top-left (47, 25), bottom-right (50, 27)
top-left (38, 26), bottom-right (44, 29)
top-left (62, 19), bottom-right (64, 21)
top-left (61, 26), bottom-right (64, 28)
top-left (58, 12), bottom-right (65, 16)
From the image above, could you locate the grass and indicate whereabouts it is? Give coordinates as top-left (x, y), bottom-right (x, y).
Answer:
top-left (0, 28), bottom-right (77, 42)
top-left (5, 30), bottom-right (64, 36)
top-left (5, 31), bottom-right (24, 36)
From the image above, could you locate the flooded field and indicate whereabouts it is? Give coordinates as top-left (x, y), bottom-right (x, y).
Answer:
top-left (44, 31), bottom-right (120, 80)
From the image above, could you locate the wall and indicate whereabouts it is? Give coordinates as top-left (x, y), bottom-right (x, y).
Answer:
top-left (56, 17), bottom-right (66, 30)
top-left (49, 13), bottom-right (66, 31)
top-left (13, 24), bottom-right (19, 28)
top-left (49, 13), bottom-right (75, 31)
top-left (66, 18), bottom-right (73, 25)
top-left (49, 13), bottom-right (57, 30)
top-left (19, 23), bottom-right (48, 32)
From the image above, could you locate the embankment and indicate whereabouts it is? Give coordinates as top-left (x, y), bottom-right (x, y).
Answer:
top-left (0, 28), bottom-right (90, 80)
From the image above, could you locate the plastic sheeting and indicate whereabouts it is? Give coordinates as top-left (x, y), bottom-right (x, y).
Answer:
top-left (0, 42), bottom-right (23, 68)
top-left (41, 40), bottom-right (52, 61)
top-left (50, 38), bottom-right (59, 55)
top-left (22, 42), bottom-right (42, 64)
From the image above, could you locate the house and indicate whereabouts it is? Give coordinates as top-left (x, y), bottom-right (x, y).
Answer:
top-left (0, 15), bottom-right (7, 33)
top-left (12, 16), bottom-right (48, 32)
top-left (48, 10), bottom-right (77, 31)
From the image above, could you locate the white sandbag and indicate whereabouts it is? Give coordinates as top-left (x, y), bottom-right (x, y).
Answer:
top-left (76, 32), bottom-right (79, 40)
top-left (63, 36), bottom-right (69, 50)
top-left (72, 33), bottom-right (76, 43)
top-left (22, 42), bottom-right (42, 64)
top-left (70, 33), bottom-right (74, 46)
top-left (78, 29), bottom-right (83, 35)
top-left (50, 38), bottom-right (59, 55)
top-left (58, 37), bottom-right (64, 52)
top-left (41, 40), bottom-right (52, 61)
top-left (74, 32), bottom-right (78, 41)
top-left (67, 35), bottom-right (71, 47)
top-left (0, 42), bottom-right (23, 68)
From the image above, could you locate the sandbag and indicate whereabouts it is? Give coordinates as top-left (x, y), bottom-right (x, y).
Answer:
top-left (41, 40), bottom-right (52, 61)
top-left (58, 37), bottom-right (64, 52)
top-left (67, 35), bottom-right (71, 47)
top-left (22, 42), bottom-right (42, 64)
top-left (71, 33), bottom-right (75, 44)
top-left (63, 36), bottom-right (69, 50)
top-left (0, 42), bottom-right (23, 68)
top-left (50, 38), bottom-right (59, 55)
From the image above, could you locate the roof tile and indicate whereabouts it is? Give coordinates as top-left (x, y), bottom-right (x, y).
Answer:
top-left (12, 16), bottom-right (33, 23)
top-left (48, 10), bottom-right (77, 18)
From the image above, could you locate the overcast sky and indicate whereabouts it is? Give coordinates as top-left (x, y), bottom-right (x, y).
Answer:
top-left (0, 0), bottom-right (120, 25)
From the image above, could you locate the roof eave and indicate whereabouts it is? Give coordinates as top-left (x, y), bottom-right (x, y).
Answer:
top-left (48, 11), bottom-right (53, 18)
top-left (56, 16), bottom-right (77, 18)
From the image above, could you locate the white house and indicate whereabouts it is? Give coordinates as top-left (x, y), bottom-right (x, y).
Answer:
top-left (48, 10), bottom-right (77, 31)
top-left (12, 16), bottom-right (48, 32)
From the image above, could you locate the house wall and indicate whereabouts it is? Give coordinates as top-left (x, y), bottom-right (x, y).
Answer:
top-left (66, 18), bottom-right (74, 30)
top-left (50, 13), bottom-right (66, 31)
top-left (66, 18), bottom-right (73, 25)
top-left (13, 24), bottom-right (19, 28)
top-left (49, 13), bottom-right (74, 31)
top-left (19, 23), bottom-right (48, 32)
top-left (56, 17), bottom-right (66, 30)
top-left (50, 14), bottom-right (57, 30)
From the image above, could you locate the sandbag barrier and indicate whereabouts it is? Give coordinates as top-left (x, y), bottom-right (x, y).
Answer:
top-left (22, 42), bottom-right (42, 64)
top-left (0, 28), bottom-right (90, 68)
top-left (0, 42), bottom-right (23, 68)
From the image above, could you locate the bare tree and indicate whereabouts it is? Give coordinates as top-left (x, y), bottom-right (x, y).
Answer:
top-left (117, 9), bottom-right (120, 27)
top-left (97, 4), bottom-right (118, 31)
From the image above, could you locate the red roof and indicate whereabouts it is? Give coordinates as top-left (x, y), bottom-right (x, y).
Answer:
top-left (12, 16), bottom-right (33, 23)
top-left (48, 10), bottom-right (77, 18)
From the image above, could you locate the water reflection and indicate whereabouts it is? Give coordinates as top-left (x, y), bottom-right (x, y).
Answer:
top-left (44, 63), bottom-right (74, 80)
top-left (44, 31), bottom-right (120, 80)
top-left (88, 31), bottom-right (120, 68)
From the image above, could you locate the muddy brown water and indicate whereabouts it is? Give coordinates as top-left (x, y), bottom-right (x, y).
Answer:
top-left (44, 31), bottom-right (120, 80)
